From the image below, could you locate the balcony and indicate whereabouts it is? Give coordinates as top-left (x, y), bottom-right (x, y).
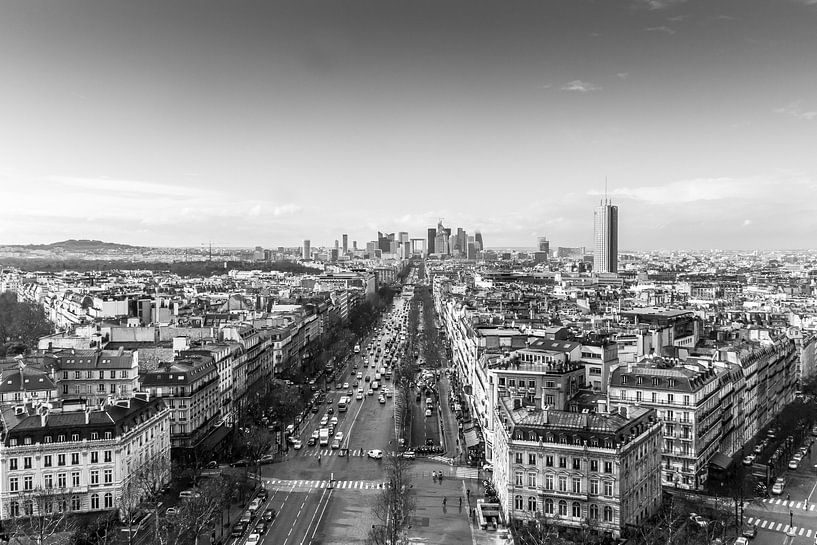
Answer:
top-left (537, 487), bottom-right (588, 502)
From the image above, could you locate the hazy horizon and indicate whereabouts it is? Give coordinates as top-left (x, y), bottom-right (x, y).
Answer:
top-left (1, 0), bottom-right (815, 250)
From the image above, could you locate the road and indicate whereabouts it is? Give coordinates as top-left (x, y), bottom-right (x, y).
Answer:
top-left (260, 295), bottom-right (412, 545)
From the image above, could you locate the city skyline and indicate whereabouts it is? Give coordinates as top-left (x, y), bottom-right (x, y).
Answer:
top-left (1, 0), bottom-right (816, 250)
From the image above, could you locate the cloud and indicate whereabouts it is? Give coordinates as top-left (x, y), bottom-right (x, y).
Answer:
top-left (633, 0), bottom-right (687, 10)
top-left (593, 178), bottom-right (743, 204)
top-left (790, 0), bottom-right (817, 5)
top-left (616, 72), bottom-right (629, 80)
top-left (48, 176), bottom-right (221, 198)
top-left (561, 80), bottom-right (602, 93)
top-left (774, 102), bottom-right (817, 121)
top-left (645, 26), bottom-right (677, 35)
top-left (742, 219), bottom-right (752, 227)
top-left (666, 15), bottom-right (688, 22)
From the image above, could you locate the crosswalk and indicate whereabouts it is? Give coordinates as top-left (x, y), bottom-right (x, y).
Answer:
top-left (265, 478), bottom-right (391, 490)
top-left (294, 448), bottom-right (369, 457)
top-left (426, 455), bottom-right (454, 464)
top-left (746, 516), bottom-right (814, 538)
top-left (759, 498), bottom-right (817, 510)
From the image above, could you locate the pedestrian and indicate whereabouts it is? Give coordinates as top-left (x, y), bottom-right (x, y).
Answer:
top-left (459, 497), bottom-right (462, 507)
top-left (443, 497), bottom-right (447, 507)
top-left (439, 473), bottom-right (444, 483)
top-left (788, 493), bottom-right (791, 501)
top-left (432, 471), bottom-right (437, 482)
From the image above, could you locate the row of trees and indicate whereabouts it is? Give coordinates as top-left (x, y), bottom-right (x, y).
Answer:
top-left (0, 291), bottom-right (54, 357)
top-left (0, 258), bottom-right (317, 276)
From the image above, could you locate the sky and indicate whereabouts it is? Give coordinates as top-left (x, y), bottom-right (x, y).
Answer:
top-left (1, 0), bottom-right (816, 250)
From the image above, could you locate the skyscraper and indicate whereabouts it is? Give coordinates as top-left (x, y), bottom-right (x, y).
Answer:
top-left (537, 237), bottom-right (550, 255)
top-left (342, 234), bottom-right (348, 254)
top-left (594, 199), bottom-right (618, 273)
top-left (474, 231), bottom-right (484, 251)
top-left (302, 240), bottom-right (311, 260)
top-left (427, 228), bottom-right (436, 255)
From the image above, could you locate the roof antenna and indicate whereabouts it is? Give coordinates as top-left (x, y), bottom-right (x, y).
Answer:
top-left (605, 176), bottom-right (608, 205)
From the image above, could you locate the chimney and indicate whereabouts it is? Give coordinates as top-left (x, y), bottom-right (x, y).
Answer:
top-left (40, 406), bottom-right (49, 427)
top-left (85, 407), bottom-right (92, 425)
top-left (619, 405), bottom-right (629, 419)
top-left (117, 346), bottom-right (124, 357)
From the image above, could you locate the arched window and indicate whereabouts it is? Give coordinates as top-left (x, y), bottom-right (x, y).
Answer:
top-left (573, 436), bottom-right (582, 445)
top-left (529, 432), bottom-right (537, 441)
top-left (528, 497), bottom-right (537, 511)
top-left (9, 501), bottom-right (19, 517)
top-left (604, 506), bottom-right (613, 522)
top-left (558, 500), bottom-right (567, 516)
top-left (560, 435), bottom-right (568, 444)
top-left (91, 494), bottom-right (100, 510)
top-left (71, 496), bottom-right (81, 511)
top-left (572, 502), bottom-right (581, 518)
top-left (104, 493), bottom-right (113, 509)
top-left (23, 500), bottom-right (33, 516)
top-left (589, 504), bottom-right (599, 519)
top-left (514, 495), bottom-right (523, 510)
top-left (545, 499), bottom-right (554, 514)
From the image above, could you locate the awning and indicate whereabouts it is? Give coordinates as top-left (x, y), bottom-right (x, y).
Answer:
top-left (198, 425), bottom-right (232, 452)
top-left (464, 429), bottom-right (480, 448)
top-left (709, 452), bottom-right (732, 470)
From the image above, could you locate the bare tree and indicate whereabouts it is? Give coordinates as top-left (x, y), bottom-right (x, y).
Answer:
top-left (366, 451), bottom-right (416, 545)
top-left (156, 478), bottom-right (229, 545)
top-left (4, 487), bottom-right (77, 545)
top-left (127, 449), bottom-right (172, 543)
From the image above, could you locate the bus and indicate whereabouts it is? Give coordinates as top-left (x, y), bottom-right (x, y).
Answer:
top-left (338, 396), bottom-right (349, 412)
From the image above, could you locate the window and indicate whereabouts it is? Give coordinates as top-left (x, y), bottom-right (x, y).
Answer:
top-left (111, 384), bottom-right (117, 393)
top-left (545, 499), bottom-right (554, 514)
top-left (104, 469), bottom-right (112, 484)
top-left (91, 432), bottom-right (99, 440)
top-left (528, 496), bottom-right (537, 511)
top-left (58, 434), bottom-right (65, 442)
top-left (604, 481), bottom-right (613, 496)
top-left (44, 455), bottom-right (52, 468)
top-left (636, 391), bottom-right (642, 402)
top-left (44, 474), bottom-right (53, 488)
top-left (72, 472), bottom-right (80, 487)
top-left (545, 380), bottom-right (555, 388)
top-left (71, 453), bottom-right (80, 465)
top-left (71, 496), bottom-right (81, 511)
top-left (527, 473), bottom-right (536, 488)
top-left (104, 493), bottom-right (113, 508)
top-left (590, 459), bottom-right (599, 472)
top-left (667, 393), bottom-right (674, 404)
top-left (528, 454), bottom-right (536, 465)
top-left (603, 506), bottom-right (613, 522)
top-left (23, 457), bottom-right (31, 469)
top-left (91, 494), bottom-right (99, 510)
top-left (590, 479), bottom-right (599, 495)
top-left (572, 478), bottom-right (581, 494)
top-left (75, 371), bottom-right (81, 379)
top-left (91, 452), bottom-right (99, 464)
top-left (24, 476), bottom-right (33, 491)
top-left (58, 473), bottom-right (66, 488)
top-left (514, 495), bottom-right (523, 510)
top-left (572, 458), bottom-right (581, 470)
top-left (87, 371), bottom-right (93, 379)
top-left (90, 470), bottom-right (99, 485)
top-left (651, 392), bottom-right (657, 403)
top-left (9, 477), bottom-right (18, 492)
top-left (559, 456), bottom-right (567, 468)
top-left (24, 436), bottom-right (31, 445)
top-left (604, 461), bottom-right (613, 474)
top-left (98, 383), bottom-right (105, 393)
top-left (121, 370), bottom-right (128, 379)
top-left (546, 456), bottom-right (553, 467)
top-left (63, 384), bottom-right (69, 394)
top-left (558, 500), bottom-right (567, 516)
top-left (545, 395), bottom-right (555, 405)
top-left (545, 474), bottom-right (553, 490)
top-left (589, 504), bottom-right (599, 519)
top-left (104, 450), bottom-right (112, 463)
top-left (9, 459), bottom-right (17, 471)
top-left (558, 476), bottom-right (567, 492)
top-left (572, 502), bottom-right (581, 518)
top-left (58, 454), bottom-right (66, 466)
top-left (515, 472), bottom-right (523, 486)
top-left (515, 452), bottom-right (523, 464)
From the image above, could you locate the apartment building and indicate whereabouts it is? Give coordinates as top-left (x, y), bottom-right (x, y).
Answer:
top-left (0, 395), bottom-right (170, 520)
top-left (607, 359), bottom-right (722, 490)
top-left (493, 398), bottom-right (662, 538)
top-left (51, 348), bottom-right (140, 405)
top-left (139, 353), bottom-right (220, 455)
top-left (0, 361), bottom-right (58, 407)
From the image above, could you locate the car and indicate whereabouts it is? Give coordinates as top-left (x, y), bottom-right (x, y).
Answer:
top-left (343, 382), bottom-right (349, 389)
top-left (356, 391), bottom-right (364, 400)
top-left (365, 375), bottom-right (371, 382)
top-left (367, 388), bottom-right (374, 396)
top-left (379, 396), bottom-right (386, 404)
top-left (367, 449), bottom-right (383, 459)
top-left (311, 405), bottom-right (319, 413)
top-left (259, 454), bottom-right (275, 464)
top-left (401, 450), bottom-right (416, 460)
top-left (331, 439), bottom-right (341, 449)
top-left (384, 388), bottom-right (392, 398)
top-left (335, 383), bottom-right (343, 390)
top-left (482, 463), bottom-right (494, 472)
top-left (180, 489), bottom-right (201, 499)
top-left (734, 538), bottom-right (749, 545)
top-left (205, 460), bottom-right (219, 469)
top-left (331, 416), bottom-right (339, 426)
top-left (772, 478), bottom-right (785, 495)
top-left (335, 431), bottom-right (344, 442)
top-left (262, 508), bottom-right (276, 522)
top-left (425, 409), bottom-right (432, 417)
top-left (788, 458), bottom-right (799, 469)
top-left (258, 488), bottom-right (269, 501)
top-left (753, 443), bottom-right (763, 454)
top-left (246, 533), bottom-right (261, 545)
top-left (312, 430), bottom-right (320, 440)
top-left (353, 380), bottom-right (359, 388)
top-left (307, 437), bottom-right (317, 446)
top-left (248, 498), bottom-right (263, 512)
top-left (741, 524), bottom-right (757, 538)
top-left (347, 388), bottom-right (354, 396)
top-left (327, 407), bottom-right (334, 415)
top-left (231, 523), bottom-right (247, 538)
top-left (742, 455), bottom-right (756, 465)
top-left (356, 372), bottom-right (363, 380)
top-left (293, 440), bottom-right (302, 450)
top-left (689, 513), bottom-right (708, 528)
top-left (166, 507), bottom-right (178, 516)
top-left (320, 416), bottom-right (328, 426)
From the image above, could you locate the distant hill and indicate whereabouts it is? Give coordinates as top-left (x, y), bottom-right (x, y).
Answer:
top-left (13, 239), bottom-right (142, 250)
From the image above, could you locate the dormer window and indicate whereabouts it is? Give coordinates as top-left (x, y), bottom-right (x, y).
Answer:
top-left (621, 376), bottom-right (628, 384)
top-left (652, 378), bottom-right (659, 386)
top-left (636, 377), bottom-right (643, 385)
top-left (668, 379), bottom-right (676, 388)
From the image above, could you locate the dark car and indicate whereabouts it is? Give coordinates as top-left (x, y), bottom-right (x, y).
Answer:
top-left (230, 459), bottom-right (250, 467)
top-left (742, 524), bottom-right (758, 538)
top-left (231, 523), bottom-right (247, 538)
top-left (262, 508), bottom-right (276, 522)
top-left (258, 488), bottom-right (269, 501)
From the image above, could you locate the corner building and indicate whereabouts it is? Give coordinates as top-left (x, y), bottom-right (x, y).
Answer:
top-left (493, 398), bottom-right (662, 539)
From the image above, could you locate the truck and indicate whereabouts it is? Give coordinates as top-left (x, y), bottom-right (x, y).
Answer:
top-left (319, 428), bottom-right (330, 447)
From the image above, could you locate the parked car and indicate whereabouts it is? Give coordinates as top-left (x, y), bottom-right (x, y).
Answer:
top-left (401, 450), bottom-right (416, 460)
top-left (741, 523), bottom-right (758, 538)
top-left (367, 449), bottom-right (383, 459)
top-left (772, 477), bottom-right (786, 495)
top-left (262, 508), bottom-right (276, 522)
top-left (742, 454), bottom-right (756, 465)
top-left (689, 513), bottom-right (708, 528)
top-left (293, 440), bottom-right (302, 450)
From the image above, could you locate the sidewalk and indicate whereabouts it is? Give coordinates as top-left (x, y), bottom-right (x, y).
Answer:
top-left (438, 373), bottom-right (462, 462)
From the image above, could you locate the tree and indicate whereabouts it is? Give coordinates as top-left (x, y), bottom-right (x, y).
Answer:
top-left (69, 511), bottom-right (118, 545)
top-left (126, 449), bottom-right (172, 544)
top-left (157, 478), bottom-right (228, 545)
top-left (0, 292), bottom-right (53, 356)
top-left (365, 451), bottom-right (415, 545)
top-left (3, 487), bottom-right (77, 545)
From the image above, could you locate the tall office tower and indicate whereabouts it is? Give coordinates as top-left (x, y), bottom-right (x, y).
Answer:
top-left (594, 199), bottom-right (619, 273)
top-left (475, 231), bottom-right (484, 251)
top-left (334, 239), bottom-right (339, 252)
top-left (537, 237), bottom-right (550, 255)
top-left (342, 234), bottom-right (348, 254)
top-left (399, 231), bottom-right (409, 244)
top-left (353, 240), bottom-right (357, 251)
top-left (378, 231), bottom-right (395, 253)
top-left (366, 241), bottom-right (377, 256)
top-left (302, 240), bottom-right (311, 260)
top-left (427, 228), bottom-right (436, 254)
top-left (435, 221), bottom-right (449, 255)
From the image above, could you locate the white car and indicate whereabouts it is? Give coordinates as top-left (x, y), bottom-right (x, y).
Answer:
top-left (379, 396), bottom-right (386, 404)
top-left (482, 463), bottom-right (494, 472)
top-left (331, 416), bottom-right (339, 426)
top-left (734, 538), bottom-right (749, 545)
top-left (367, 449), bottom-right (383, 459)
top-left (788, 458), bottom-right (799, 470)
top-left (335, 431), bottom-right (344, 442)
top-left (246, 533), bottom-right (261, 545)
top-left (343, 382), bottom-right (349, 389)
top-left (425, 409), bottom-right (432, 417)
top-left (742, 455), bottom-right (755, 466)
top-left (356, 391), bottom-right (364, 400)
top-left (293, 440), bottom-right (302, 450)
